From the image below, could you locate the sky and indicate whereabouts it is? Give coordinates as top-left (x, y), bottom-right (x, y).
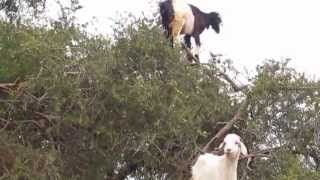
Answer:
top-left (73, 0), bottom-right (320, 79)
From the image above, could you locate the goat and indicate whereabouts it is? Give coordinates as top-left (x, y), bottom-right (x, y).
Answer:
top-left (191, 133), bottom-right (248, 180)
top-left (159, 0), bottom-right (222, 61)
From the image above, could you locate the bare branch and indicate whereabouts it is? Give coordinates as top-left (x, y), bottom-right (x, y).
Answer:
top-left (240, 153), bottom-right (272, 160)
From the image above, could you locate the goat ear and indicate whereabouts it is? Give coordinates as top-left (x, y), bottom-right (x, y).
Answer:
top-left (240, 141), bottom-right (248, 155)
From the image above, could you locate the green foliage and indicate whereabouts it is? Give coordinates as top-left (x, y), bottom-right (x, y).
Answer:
top-left (0, 21), bottom-right (40, 81)
top-left (0, 10), bottom-right (320, 179)
top-left (276, 153), bottom-right (320, 180)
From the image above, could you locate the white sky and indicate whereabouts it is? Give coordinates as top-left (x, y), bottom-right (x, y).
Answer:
top-left (74, 0), bottom-right (320, 79)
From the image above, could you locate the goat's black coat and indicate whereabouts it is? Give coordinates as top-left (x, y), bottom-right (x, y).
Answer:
top-left (159, 0), bottom-right (174, 39)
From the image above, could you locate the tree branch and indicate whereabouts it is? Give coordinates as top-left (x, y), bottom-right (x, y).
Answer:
top-left (279, 85), bottom-right (320, 91)
top-left (217, 72), bottom-right (248, 92)
top-left (0, 78), bottom-right (23, 94)
top-left (202, 99), bottom-right (249, 152)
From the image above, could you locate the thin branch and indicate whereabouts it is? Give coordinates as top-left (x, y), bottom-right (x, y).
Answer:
top-left (182, 48), bottom-right (249, 92)
top-left (241, 153), bottom-right (272, 160)
top-left (218, 72), bottom-right (248, 92)
top-left (208, 52), bottom-right (249, 92)
top-left (279, 86), bottom-right (320, 91)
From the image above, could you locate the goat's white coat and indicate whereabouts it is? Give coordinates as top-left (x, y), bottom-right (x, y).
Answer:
top-left (191, 134), bottom-right (248, 180)
top-left (172, 0), bottom-right (190, 13)
top-left (171, 0), bottom-right (195, 34)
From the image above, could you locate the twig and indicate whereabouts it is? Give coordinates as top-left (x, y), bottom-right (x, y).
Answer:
top-left (240, 153), bottom-right (271, 160)
top-left (218, 72), bottom-right (248, 92)
top-left (208, 51), bottom-right (250, 92)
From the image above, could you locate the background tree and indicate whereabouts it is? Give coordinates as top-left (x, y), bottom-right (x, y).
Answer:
top-left (0, 0), bottom-right (46, 22)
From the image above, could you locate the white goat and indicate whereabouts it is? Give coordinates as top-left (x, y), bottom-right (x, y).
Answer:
top-left (191, 133), bottom-right (248, 180)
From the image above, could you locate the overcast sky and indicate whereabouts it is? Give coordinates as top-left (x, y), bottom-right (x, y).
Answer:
top-left (74, 0), bottom-right (320, 79)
